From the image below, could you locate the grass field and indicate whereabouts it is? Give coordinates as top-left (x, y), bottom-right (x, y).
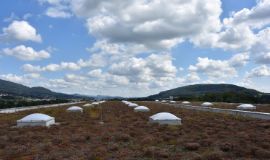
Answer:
top-left (0, 101), bottom-right (270, 160)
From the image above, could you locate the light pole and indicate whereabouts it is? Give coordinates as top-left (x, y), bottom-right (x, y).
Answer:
top-left (98, 87), bottom-right (104, 125)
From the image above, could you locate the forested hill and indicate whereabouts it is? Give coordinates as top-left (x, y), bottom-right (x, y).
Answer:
top-left (0, 79), bottom-right (79, 99)
top-left (147, 84), bottom-right (270, 103)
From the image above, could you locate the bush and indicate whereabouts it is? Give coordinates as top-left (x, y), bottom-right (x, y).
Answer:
top-left (184, 143), bottom-right (200, 151)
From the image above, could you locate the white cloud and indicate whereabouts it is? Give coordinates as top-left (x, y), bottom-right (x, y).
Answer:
top-left (188, 53), bottom-right (249, 80)
top-left (189, 57), bottom-right (237, 79)
top-left (250, 28), bottom-right (270, 62)
top-left (71, 0), bottom-right (222, 50)
top-left (229, 52), bottom-right (250, 67)
top-left (88, 69), bottom-right (104, 78)
top-left (108, 75), bottom-right (130, 86)
top-left (0, 73), bottom-right (40, 84)
top-left (22, 64), bottom-right (42, 72)
top-left (217, 25), bottom-right (256, 50)
top-left (8, 0), bottom-right (270, 95)
top-left (1, 45), bottom-right (50, 61)
top-left (0, 20), bottom-right (42, 42)
top-left (0, 74), bottom-right (24, 83)
top-left (22, 62), bottom-right (81, 72)
top-left (256, 52), bottom-right (270, 64)
top-left (39, 0), bottom-right (72, 18)
top-left (184, 72), bottom-right (201, 82)
top-left (23, 13), bottom-right (32, 20)
top-left (223, 0), bottom-right (270, 29)
top-left (192, 24), bottom-right (256, 51)
top-left (192, 0), bottom-right (270, 52)
top-left (109, 53), bottom-right (177, 83)
top-left (247, 65), bottom-right (270, 78)
top-left (3, 12), bottom-right (19, 22)
top-left (46, 6), bottom-right (72, 18)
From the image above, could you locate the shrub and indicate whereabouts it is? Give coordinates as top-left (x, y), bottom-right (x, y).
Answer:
top-left (184, 142), bottom-right (200, 151)
top-left (219, 142), bottom-right (233, 152)
top-left (114, 133), bottom-right (131, 142)
top-left (201, 150), bottom-right (224, 160)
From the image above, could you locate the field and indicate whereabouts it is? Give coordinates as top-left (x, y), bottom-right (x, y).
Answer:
top-left (0, 101), bottom-right (270, 160)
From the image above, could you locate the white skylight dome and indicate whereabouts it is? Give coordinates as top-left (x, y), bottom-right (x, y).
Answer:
top-left (237, 104), bottom-right (256, 110)
top-left (17, 113), bottom-right (55, 127)
top-left (92, 102), bottom-right (100, 105)
top-left (201, 102), bottom-right (213, 107)
top-left (67, 106), bottom-right (83, 112)
top-left (134, 106), bottom-right (150, 112)
top-left (83, 103), bottom-right (93, 107)
top-left (122, 101), bottom-right (130, 105)
top-left (182, 101), bottom-right (190, 104)
top-left (149, 112), bottom-right (181, 125)
top-left (128, 103), bottom-right (138, 108)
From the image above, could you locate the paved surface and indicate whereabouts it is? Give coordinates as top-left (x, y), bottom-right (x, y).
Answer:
top-left (167, 103), bottom-right (270, 120)
top-left (0, 102), bottom-right (84, 114)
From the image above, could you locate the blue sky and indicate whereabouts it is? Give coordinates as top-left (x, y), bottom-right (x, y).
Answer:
top-left (0, 0), bottom-right (270, 97)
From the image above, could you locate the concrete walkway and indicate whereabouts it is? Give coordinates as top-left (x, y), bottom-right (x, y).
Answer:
top-left (169, 104), bottom-right (270, 120)
top-left (0, 102), bottom-right (84, 114)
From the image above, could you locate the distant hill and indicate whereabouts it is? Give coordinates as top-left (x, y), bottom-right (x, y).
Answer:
top-left (0, 79), bottom-right (85, 99)
top-left (148, 84), bottom-right (270, 103)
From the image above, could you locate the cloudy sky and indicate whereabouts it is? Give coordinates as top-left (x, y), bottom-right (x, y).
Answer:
top-left (0, 0), bottom-right (270, 97)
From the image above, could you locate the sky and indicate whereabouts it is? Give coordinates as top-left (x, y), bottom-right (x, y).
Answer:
top-left (0, 0), bottom-right (270, 97)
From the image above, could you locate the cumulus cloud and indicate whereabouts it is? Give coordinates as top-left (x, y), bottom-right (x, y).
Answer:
top-left (70, 0), bottom-right (222, 50)
top-left (223, 0), bottom-right (270, 29)
top-left (192, 0), bottom-right (270, 53)
top-left (11, 0), bottom-right (270, 95)
top-left (0, 20), bottom-right (42, 42)
top-left (0, 74), bottom-right (24, 83)
top-left (189, 57), bottom-right (237, 79)
top-left (250, 28), bottom-right (270, 62)
top-left (0, 73), bottom-right (40, 84)
top-left (109, 53), bottom-right (177, 83)
top-left (46, 7), bottom-right (72, 18)
top-left (39, 0), bottom-right (72, 18)
top-left (88, 69), bottom-right (104, 78)
top-left (229, 52), bottom-right (250, 67)
top-left (247, 65), bottom-right (270, 78)
top-left (256, 52), bottom-right (270, 64)
top-left (192, 24), bottom-right (257, 51)
top-left (22, 62), bottom-right (81, 72)
top-left (1, 45), bottom-right (50, 61)
top-left (188, 53), bottom-right (249, 80)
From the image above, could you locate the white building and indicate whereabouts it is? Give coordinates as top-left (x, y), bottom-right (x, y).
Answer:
top-left (237, 104), bottom-right (256, 110)
top-left (134, 106), bottom-right (150, 112)
top-left (149, 112), bottom-right (181, 125)
top-left (17, 113), bottom-right (55, 127)
top-left (67, 106), bottom-right (83, 112)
